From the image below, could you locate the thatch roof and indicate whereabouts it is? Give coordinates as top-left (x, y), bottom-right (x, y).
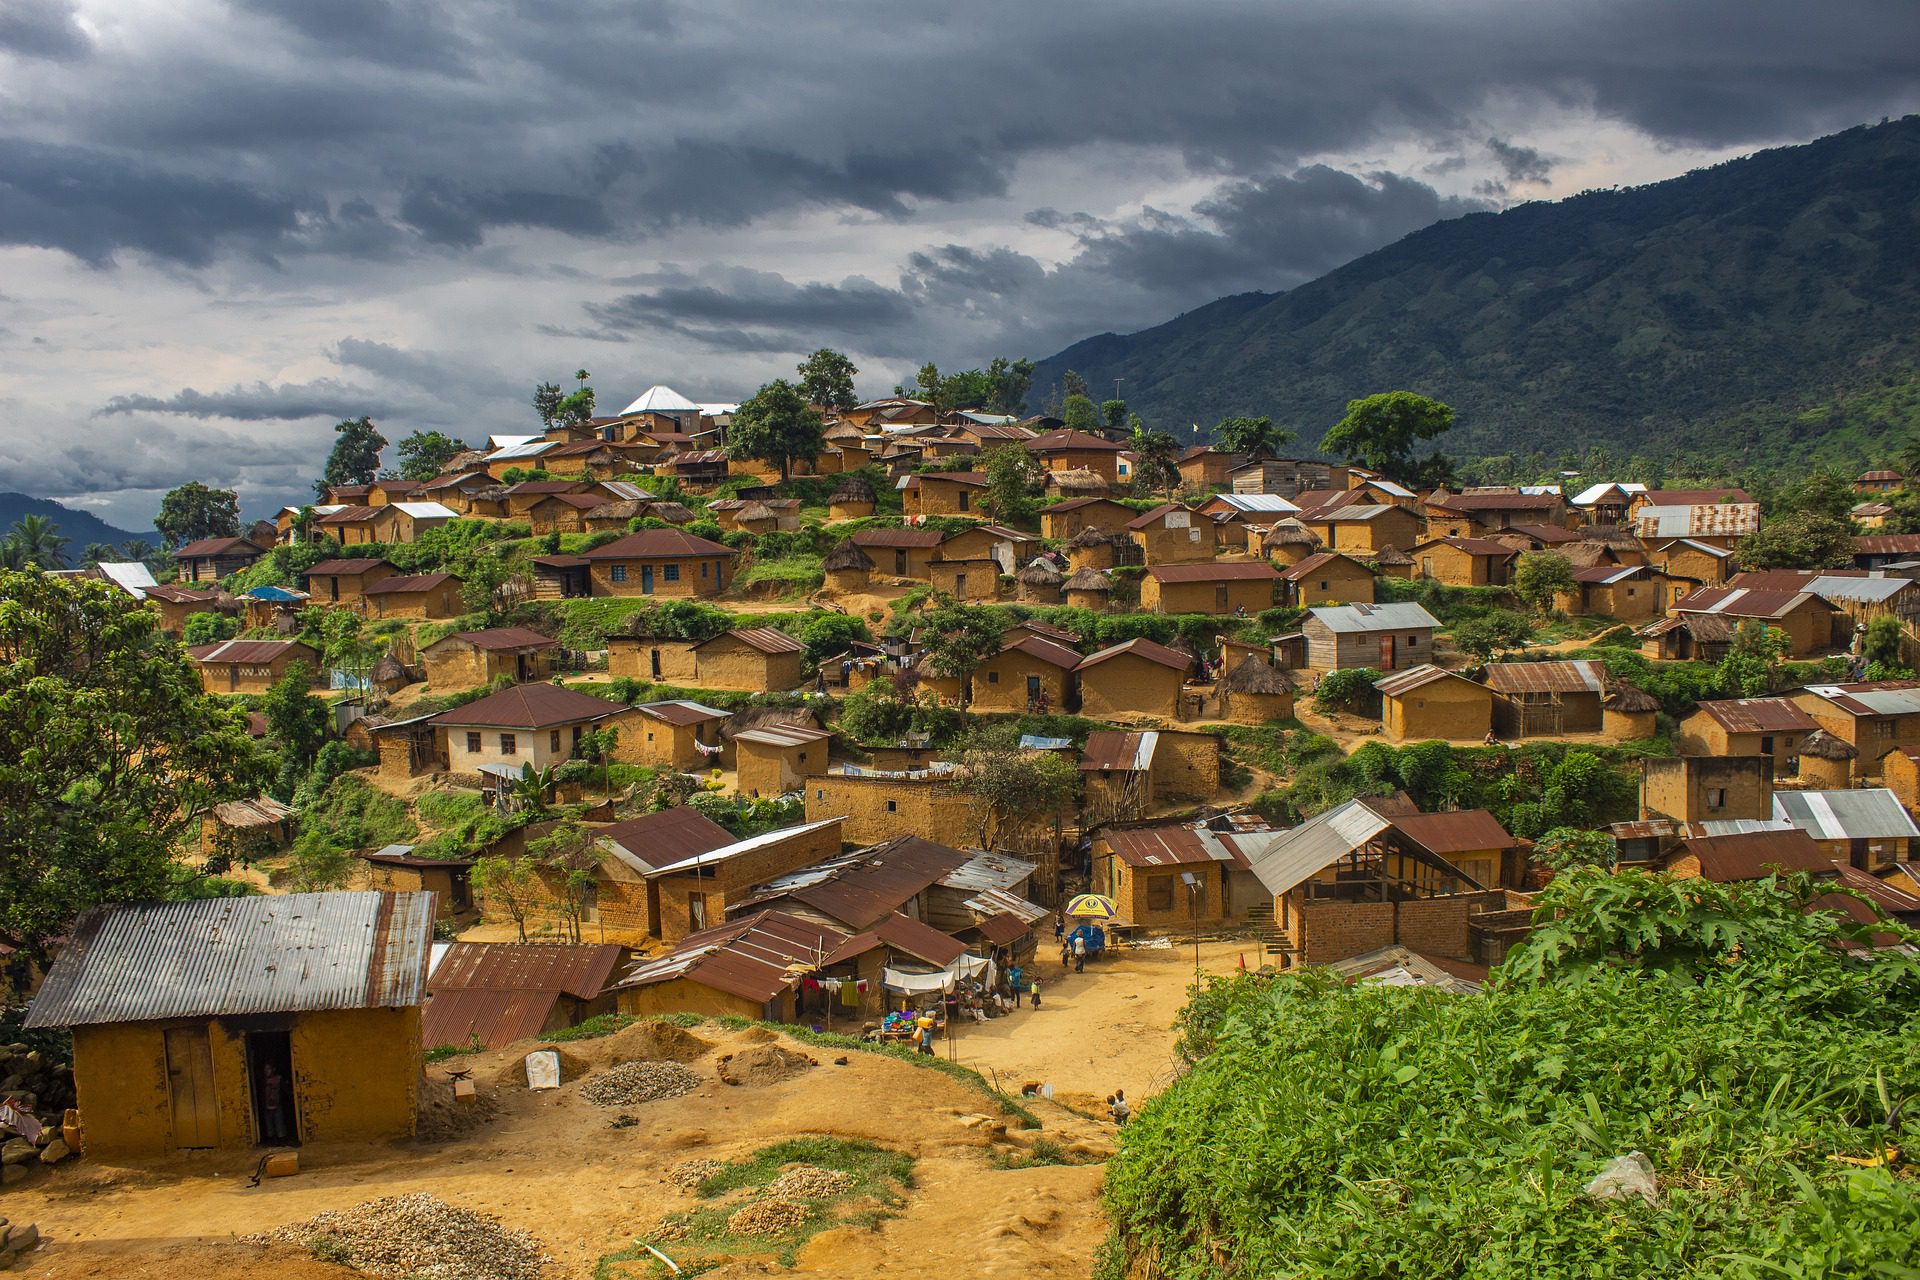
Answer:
top-left (735, 502), bottom-right (778, 522)
top-left (1263, 523), bottom-right (1321, 547)
top-left (1065, 526), bottom-right (1114, 548)
top-left (1560, 542), bottom-right (1616, 568)
top-left (371, 654), bottom-right (410, 684)
top-left (830, 476), bottom-right (877, 503)
top-left (1370, 545), bottom-right (1413, 566)
top-left (1063, 568), bottom-right (1114, 591)
top-left (1602, 680), bottom-right (1659, 713)
top-left (586, 499), bottom-right (650, 521)
top-left (1800, 729), bottom-right (1858, 760)
top-left (823, 540), bottom-right (875, 572)
top-left (1223, 654), bottom-right (1294, 695)
top-left (1016, 561), bottom-right (1064, 585)
top-left (1048, 468), bottom-right (1109, 493)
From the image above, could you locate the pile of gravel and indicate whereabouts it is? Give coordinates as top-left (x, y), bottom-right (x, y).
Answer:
top-left (726, 1199), bottom-right (810, 1237)
top-left (764, 1166), bottom-right (854, 1199)
top-left (664, 1158), bottom-right (725, 1192)
top-left (580, 1060), bottom-right (700, 1108)
top-left (268, 1193), bottom-right (548, 1280)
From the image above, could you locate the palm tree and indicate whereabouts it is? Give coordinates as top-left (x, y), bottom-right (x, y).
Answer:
top-left (1901, 431), bottom-right (1920, 480)
top-left (121, 539), bottom-right (156, 564)
top-left (83, 542), bottom-right (116, 567)
top-left (8, 515), bottom-right (70, 568)
top-left (0, 538), bottom-right (29, 570)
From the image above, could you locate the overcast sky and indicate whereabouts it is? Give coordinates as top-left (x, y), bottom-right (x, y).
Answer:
top-left (3, 0), bottom-right (1917, 528)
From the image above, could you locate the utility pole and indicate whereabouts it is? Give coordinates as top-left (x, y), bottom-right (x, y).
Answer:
top-left (1181, 872), bottom-right (1200, 984)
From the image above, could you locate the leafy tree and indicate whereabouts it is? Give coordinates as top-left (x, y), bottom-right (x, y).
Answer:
top-left (533, 381), bottom-right (566, 429)
top-left (121, 538), bottom-right (156, 564)
top-left (1736, 509), bottom-right (1853, 570)
top-left (5, 515), bottom-right (70, 568)
top-left (1512, 552), bottom-right (1576, 613)
top-left (1061, 370), bottom-right (1089, 401)
top-left (1101, 399), bottom-right (1128, 433)
top-left (946, 723), bottom-right (1079, 850)
top-left (1212, 415), bottom-right (1295, 461)
top-left (0, 541), bottom-right (25, 572)
top-left (917, 602), bottom-right (1006, 719)
top-left (1320, 391), bottom-right (1455, 484)
top-left (471, 854), bottom-right (542, 942)
top-left (575, 726), bottom-right (621, 799)
top-left (1863, 615), bottom-right (1905, 671)
top-left (729, 379), bottom-right (826, 481)
top-left (0, 570), bottom-right (268, 963)
top-left (459, 546), bottom-right (529, 623)
top-left (1764, 465), bottom-right (1855, 521)
top-left (511, 762), bottom-right (557, 818)
top-left (394, 430), bottom-right (468, 481)
top-left (1060, 394), bottom-right (1099, 433)
top-left (796, 348), bottom-right (860, 412)
top-left (1128, 424), bottom-right (1181, 496)
top-left (984, 356), bottom-right (1036, 415)
top-left (1313, 666), bottom-right (1382, 714)
top-left (554, 370), bottom-right (596, 429)
top-left (317, 416), bottom-right (388, 497)
top-left (1716, 618), bottom-right (1790, 697)
top-left (156, 482), bottom-right (243, 549)
top-left (182, 611), bottom-right (241, 645)
top-left (261, 661), bottom-right (331, 800)
top-left (790, 611), bottom-right (870, 664)
top-left (1531, 826), bottom-right (1618, 872)
top-left (528, 819), bottom-right (599, 943)
top-left (1450, 610), bottom-right (1535, 659)
top-left (981, 443), bottom-right (1044, 523)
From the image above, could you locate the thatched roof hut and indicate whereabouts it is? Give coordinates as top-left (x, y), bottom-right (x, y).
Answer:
top-left (1015, 559), bottom-right (1065, 604)
top-left (830, 475), bottom-right (877, 503)
top-left (1601, 680), bottom-right (1659, 713)
top-left (1065, 526), bottom-right (1113, 548)
top-left (1796, 726), bottom-right (1860, 786)
top-left (824, 540), bottom-right (876, 573)
top-left (1601, 679), bottom-right (1660, 740)
top-left (1048, 468), bottom-right (1109, 495)
top-left (1063, 567), bottom-right (1114, 610)
top-left (735, 501), bottom-right (778, 525)
top-left (1801, 729), bottom-right (1857, 760)
top-left (1223, 654), bottom-right (1295, 694)
top-left (1219, 653), bottom-right (1296, 724)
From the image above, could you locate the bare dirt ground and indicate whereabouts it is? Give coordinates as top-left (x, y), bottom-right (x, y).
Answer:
top-left (6, 943), bottom-right (1235, 1280)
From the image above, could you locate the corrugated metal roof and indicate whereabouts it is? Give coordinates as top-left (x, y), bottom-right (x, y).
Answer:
top-left (25, 891), bottom-right (434, 1028)
top-left (1802, 681), bottom-right (1920, 717)
top-left (1635, 503), bottom-right (1761, 538)
top-left (961, 887), bottom-right (1049, 924)
top-left (1389, 810), bottom-right (1519, 856)
top-left (427, 683), bottom-right (626, 729)
top-left (1307, 602), bottom-right (1440, 634)
top-left (1075, 637), bottom-right (1191, 673)
top-left (1694, 698), bottom-right (1819, 734)
top-left (1774, 788), bottom-right (1920, 842)
top-left (634, 699), bottom-right (729, 725)
top-left (613, 910), bottom-right (847, 1003)
top-left (1373, 664), bottom-right (1481, 698)
top-left (1146, 560), bottom-right (1280, 583)
top-left (597, 809), bottom-right (737, 875)
top-left (938, 852), bottom-right (1038, 894)
top-left (1680, 829), bottom-right (1831, 882)
top-left (646, 817), bottom-right (844, 876)
top-left (1081, 730), bottom-right (1158, 772)
top-left (1329, 945), bottom-right (1485, 992)
top-left (1210, 493), bottom-right (1301, 514)
top-left (871, 913), bottom-right (969, 965)
top-left (1245, 799), bottom-right (1394, 896)
top-left (428, 942), bottom-right (621, 1000)
top-left (1482, 661), bottom-right (1605, 695)
top-left (733, 723), bottom-right (833, 749)
top-left (96, 562), bottom-right (158, 597)
top-left (972, 913), bottom-right (1033, 946)
top-left (699, 626), bottom-right (807, 656)
top-left (189, 638), bottom-right (317, 666)
top-left (734, 836), bottom-right (970, 931)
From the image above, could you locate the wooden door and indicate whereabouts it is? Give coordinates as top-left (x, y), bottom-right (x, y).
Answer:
top-left (164, 1026), bottom-right (219, 1148)
top-left (1379, 635), bottom-right (1397, 670)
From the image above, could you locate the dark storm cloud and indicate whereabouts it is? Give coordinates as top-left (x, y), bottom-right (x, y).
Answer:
top-left (230, 0), bottom-right (473, 73)
top-left (0, 0), bottom-right (89, 59)
top-left (98, 379), bottom-right (390, 422)
top-left (1486, 138), bottom-right (1553, 185)
top-left (584, 267), bottom-right (919, 352)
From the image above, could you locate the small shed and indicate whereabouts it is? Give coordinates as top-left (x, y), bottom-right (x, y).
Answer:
top-left (1015, 560), bottom-right (1064, 605)
top-left (423, 942), bottom-right (623, 1051)
top-left (1796, 729), bottom-right (1859, 789)
top-left (1063, 567), bottom-right (1115, 611)
top-left (1065, 526), bottom-right (1119, 573)
top-left (359, 844), bottom-right (475, 921)
top-left (1483, 660), bottom-right (1607, 737)
top-left (1373, 665), bottom-right (1495, 743)
top-left (24, 891), bottom-right (434, 1156)
top-left (823, 539), bottom-right (875, 591)
top-left (693, 627), bottom-right (807, 692)
top-left (734, 722), bottom-right (834, 796)
top-left (1301, 602), bottom-right (1440, 671)
top-left (1217, 655), bottom-right (1295, 725)
top-left (1602, 680), bottom-right (1660, 741)
top-left (828, 476), bottom-right (878, 521)
top-left (199, 796), bottom-right (295, 862)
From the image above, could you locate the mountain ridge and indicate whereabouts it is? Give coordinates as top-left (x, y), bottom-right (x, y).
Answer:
top-left (0, 492), bottom-right (148, 549)
top-left (1030, 116), bottom-right (1920, 474)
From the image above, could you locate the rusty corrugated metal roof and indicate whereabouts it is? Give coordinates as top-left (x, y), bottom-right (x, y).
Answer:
top-left (597, 808), bottom-right (737, 874)
top-left (25, 891), bottom-right (434, 1029)
top-left (699, 626), bottom-right (806, 656)
top-left (614, 910), bottom-right (848, 1004)
top-left (1080, 730), bottom-right (1157, 772)
top-left (1680, 829), bottom-right (1830, 882)
top-left (733, 837), bottom-right (970, 932)
top-left (1694, 698), bottom-right (1819, 734)
top-left (1389, 810), bottom-right (1520, 855)
top-left (428, 942), bottom-right (621, 999)
top-left (1482, 660), bottom-right (1606, 695)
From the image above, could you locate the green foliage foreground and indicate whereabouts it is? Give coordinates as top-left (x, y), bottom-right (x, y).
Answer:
top-left (1101, 871), bottom-right (1920, 1279)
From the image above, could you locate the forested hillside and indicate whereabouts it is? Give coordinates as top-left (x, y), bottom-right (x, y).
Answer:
top-left (1033, 117), bottom-right (1920, 475)
top-left (0, 492), bottom-right (144, 547)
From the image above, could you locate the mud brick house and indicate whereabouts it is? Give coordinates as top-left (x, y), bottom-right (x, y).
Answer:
top-left (1297, 504), bottom-right (1421, 557)
top-left (691, 627), bottom-right (807, 692)
top-left (1482, 660), bottom-right (1607, 737)
top-left (590, 808), bottom-right (740, 942)
top-left (727, 835), bottom-right (970, 936)
top-left (1175, 445), bottom-right (1245, 489)
top-left (611, 910), bottom-right (868, 1023)
top-left (900, 471), bottom-right (988, 519)
top-left (1195, 492), bottom-right (1302, 538)
top-left (940, 523), bottom-right (1041, 574)
top-left (1243, 799), bottom-right (1516, 968)
top-left (1063, 567), bottom-right (1115, 610)
top-left (422, 942), bottom-right (622, 1051)
top-left (1409, 537), bottom-right (1519, 587)
top-left (421, 627), bottom-right (558, 688)
top-left (173, 531), bottom-right (271, 583)
top-left (1668, 586), bottom-right (1838, 658)
top-left (419, 470), bottom-right (505, 514)
top-left (1852, 534), bottom-right (1920, 571)
top-left (827, 475), bottom-right (877, 521)
top-left (1791, 681), bottom-right (1920, 780)
top-left (971, 634), bottom-right (1083, 713)
top-left (428, 682), bottom-right (639, 774)
top-left (1026, 429), bottom-right (1126, 485)
top-left (525, 492), bottom-right (610, 535)
top-left (1568, 482), bottom-right (1647, 526)
top-left (1040, 497), bottom-right (1136, 541)
top-left (735, 723), bottom-right (833, 796)
top-left (583, 528), bottom-right (735, 597)
top-left (318, 501), bottom-right (458, 545)
top-left (1645, 538), bottom-right (1735, 588)
top-left (638, 817), bottom-right (848, 941)
top-left (851, 527), bottom-right (944, 579)
top-left (1229, 457), bottom-right (1347, 499)
top-left (1773, 788), bottom-right (1920, 870)
top-left (187, 637), bottom-right (321, 694)
top-left (1092, 821), bottom-right (1275, 929)
top-left (302, 557), bottom-right (398, 608)
top-left (1639, 612), bottom-right (1738, 662)
top-left (1642, 756), bottom-right (1774, 824)
top-left (363, 572), bottom-right (465, 620)
top-left (1140, 560), bottom-right (1279, 615)
top-left (1127, 503), bottom-right (1217, 565)
top-left (605, 634), bottom-right (698, 682)
top-left (25, 891), bottom-right (433, 1156)
top-left (1424, 490), bottom-right (1567, 536)
top-left (1678, 698), bottom-right (1822, 775)
top-left (1374, 665), bottom-right (1496, 743)
top-left (1302, 602), bottom-right (1440, 671)
top-left (1279, 551), bottom-right (1375, 607)
top-left (1630, 490), bottom-right (1760, 548)
top-left (1074, 637), bottom-right (1192, 721)
top-left (145, 584), bottom-right (238, 635)
top-left (1216, 654), bottom-right (1296, 724)
top-left (629, 699), bottom-right (729, 769)
top-left (358, 844), bottom-right (475, 923)
top-left (1079, 729), bottom-right (1223, 826)
top-left (1556, 564), bottom-right (1667, 619)
top-left (803, 767), bottom-right (974, 845)
top-left (927, 556), bottom-right (1000, 599)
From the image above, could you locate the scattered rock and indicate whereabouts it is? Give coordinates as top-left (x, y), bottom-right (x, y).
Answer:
top-left (763, 1165), bottom-right (854, 1199)
top-left (1584, 1151), bottom-right (1658, 1206)
top-left (264, 1192), bottom-right (550, 1280)
top-left (715, 1045), bottom-right (815, 1088)
top-left (726, 1198), bottom-right (810, 1237)
top-left (664, 1158), bottom-right (724, 1192)
top-left (0, 1166), bottom-right (24, 1188)
top-left (607, 1115), bottom-right (638, 1130)
top-left (37, 1140), bottom-right (69, 1165)
top-left (579, 1061), bottom-right (700, 1108)
top-left (0, 1141), bottom-right (31, 1166)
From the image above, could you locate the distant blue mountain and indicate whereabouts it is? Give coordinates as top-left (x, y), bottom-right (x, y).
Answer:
top-left (0, 492), bottom-right (150, 551)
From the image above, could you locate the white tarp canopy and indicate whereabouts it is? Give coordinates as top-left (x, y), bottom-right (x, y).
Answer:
top-left (882, 954), bottom-right (991, 994)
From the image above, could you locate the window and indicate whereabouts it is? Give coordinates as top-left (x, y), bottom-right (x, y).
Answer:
top-left (1407, 635), bottom-right (1420, 646)
top-left (1318, 580), bottom-right (1330, 591)
top-left (1146, 876), bottom-right (1174, 911)
top-left (550, 730), bottom-right (562, 753)
top-left (664, 564), bottom-right (680, 582)
top-left (1874, 721), bottom-right (1894, 740)
top-left (610, 565), bottom-right (628, 583)
top-left (885, 800), bottom-right (898, 813)
top-left (702, 561), bottom-right (710, 576)
top-left (816, 789), bottom-right (826, 800)
top-left (987, 671), bottom-right (999, 684)
top-left (465, 732), bottom-right (481, 753)
top-left (500, 733), bottom-right (517, 755)
top-left (958, 491), bottom-right (970, 511)
top-left (1707, 787), bottom-right (1727, 810)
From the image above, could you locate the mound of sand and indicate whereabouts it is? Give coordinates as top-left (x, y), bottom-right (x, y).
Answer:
top-left (716, 1044), bottom-right (816, 1087)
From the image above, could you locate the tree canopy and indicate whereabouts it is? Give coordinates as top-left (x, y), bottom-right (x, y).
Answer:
top-left (981, 443), bottom-right (1044, 523)
top-left (3, 515), bottom-right (70, 568)
top-left (797, 348), bottom-right (859, 412)
top-left (394, 430), bottom-right (468, 481)
top-left (156, 482), bottom-right (242, 549)
top-left (1212, 415), bottom-right (1294, 461)
top-left (729, 378), bottom-right (826, 481)
top-left (1512, 551), bottom-right (1576, 613)
top-left (1319, 391), bottom-right (1454, 483)
top-left (318, 416), bottom-right (388, 497)
top-left (1736, 509), bottom-right (1853, 570)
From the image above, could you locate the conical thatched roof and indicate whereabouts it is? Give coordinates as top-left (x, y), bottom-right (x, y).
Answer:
top-left (1049, 468), bottom-right (1108, 493)
top-left (823, 540), bottom-right (875, 572)
top-left (830, 475), bottom-right (876, 503)
top-left (1016, 560), bottom-right (1064, 585)
top-left (371, 653), bottom-right (409, 684)
top-left (735, 501), bottom-right (778, 522)
top-left (1371, 545), bottom-right (1413, 565)
top-left (1263, 522), bottom-right (1321, 547)
top-left (1801, 729), bottom-right (1858, 759)
top-left (1223, 654), bottom-right (1294, 695)
top-left (1063, 568), bottom-right (1114, 591)
top-left (1065, 525), bottom-right (1114, 548)
top-left (1602, 680), bottom-right (1659, 713)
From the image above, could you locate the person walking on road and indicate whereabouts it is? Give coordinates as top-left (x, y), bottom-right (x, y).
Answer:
top-left (1072, 933), bottom-right (1087, 974)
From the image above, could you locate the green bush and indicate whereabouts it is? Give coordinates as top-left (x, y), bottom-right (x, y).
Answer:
top-left (182, 611), bottom-right (241, 645)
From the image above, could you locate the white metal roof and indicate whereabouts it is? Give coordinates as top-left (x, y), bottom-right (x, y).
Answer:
top-left (1212, 493), bottom-right (1302, 514)
top-left (1571, 482), bottom-right (1647, 506)
top-left (1308, 601), bottom-right (1442, 634)
top-left (645, 817), bottom-right (845, 876)
top-left (1808, 575), bottom-right (1911, 603)
top-left (620, 385), bottom-right (701, 415)
top-left (486, 439), bottom-right (560, 461)
top-left (696, 402), bottom-right (738, 416)
top-left (1773, 789), bottom-right (1920, 842)
top-left (392, 502), bottom-right (457, 518)
top-left (1244, 799), bottom-right (1393, 896)
top-left (486, 434), bottom-right (544, 450)
top-left (1362, 478), bottom-right (1418, 498)
top-left (96, 561), bottom-right (158, 597)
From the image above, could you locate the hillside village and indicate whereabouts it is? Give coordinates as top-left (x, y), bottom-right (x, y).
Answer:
top-left (6, 366), bottom-right (1920, 1278)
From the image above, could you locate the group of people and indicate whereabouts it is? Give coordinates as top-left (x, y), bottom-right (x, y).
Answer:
top-left (1053, 913), bottom-right (1105, 973)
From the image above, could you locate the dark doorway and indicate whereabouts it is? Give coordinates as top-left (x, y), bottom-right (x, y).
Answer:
top-left (245, 1030), bottom-right (299, 1146)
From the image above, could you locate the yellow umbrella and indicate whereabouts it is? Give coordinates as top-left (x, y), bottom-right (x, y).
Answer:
top-left (1065, 894), bottom-right (1118, 919)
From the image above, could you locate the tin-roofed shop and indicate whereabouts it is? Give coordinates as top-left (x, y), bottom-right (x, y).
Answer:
top-left (25, 891), bottom-right (435, 1156)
